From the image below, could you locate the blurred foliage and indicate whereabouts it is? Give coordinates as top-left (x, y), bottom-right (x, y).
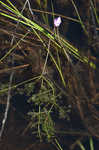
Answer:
top-left (21, 81), bottom-right (71, 141)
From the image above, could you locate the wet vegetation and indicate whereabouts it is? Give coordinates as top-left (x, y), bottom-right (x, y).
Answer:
top-left (0, 0), bottom-right (99, 150)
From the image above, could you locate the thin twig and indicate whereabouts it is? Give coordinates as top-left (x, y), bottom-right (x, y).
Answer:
top-left (11, 0), bottom-right (33, 45)
top-left (0, 57), bottom-right (14, 139)
top-left (0, 64), bottom-right (29, 74)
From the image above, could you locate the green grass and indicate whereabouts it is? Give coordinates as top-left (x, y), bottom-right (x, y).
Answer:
top-left (0, 0), bottom-right (96, 70)
top-left (77, 137), bottom-right (94, 150)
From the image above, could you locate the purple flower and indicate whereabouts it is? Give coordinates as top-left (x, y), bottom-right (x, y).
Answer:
top-left (54, 17), bottom-right (62, 27)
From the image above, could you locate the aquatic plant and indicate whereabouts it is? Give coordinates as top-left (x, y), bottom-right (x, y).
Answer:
top-left (0, 0), bottom-right (99, 150)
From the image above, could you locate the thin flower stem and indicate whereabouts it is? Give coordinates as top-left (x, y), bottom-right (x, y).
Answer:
top-left (41, 39), bottom-right (51, 75)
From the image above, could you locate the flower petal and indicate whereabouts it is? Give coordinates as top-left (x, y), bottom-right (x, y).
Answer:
top-left (54, 17), bottom-right (62, 27)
